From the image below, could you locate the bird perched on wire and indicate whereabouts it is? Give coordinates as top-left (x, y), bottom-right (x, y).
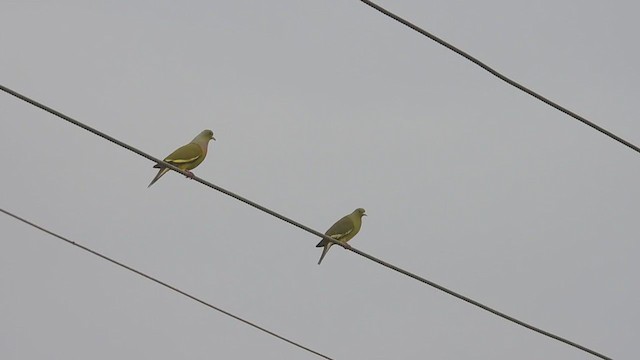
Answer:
top-left (316, 208), bottom-right (366, 265)
top-left (148, 129), bottom-right (216, 188)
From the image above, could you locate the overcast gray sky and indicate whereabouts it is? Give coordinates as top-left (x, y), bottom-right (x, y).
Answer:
top-left (1, 1), bottom-right (638, 359)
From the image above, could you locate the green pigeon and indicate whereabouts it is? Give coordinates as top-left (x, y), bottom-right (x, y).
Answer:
top-left (148, 129), bottom-right (216, 188)
top-left (316, 208), bottom-right (367, 265)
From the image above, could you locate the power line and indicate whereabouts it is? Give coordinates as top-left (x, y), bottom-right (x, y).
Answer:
top-left (359, 0), bottom-right (640, 156)
top-left (0, 84), bottom-right (611, 359)
top-left (0, 207), bottom-right (334, 360)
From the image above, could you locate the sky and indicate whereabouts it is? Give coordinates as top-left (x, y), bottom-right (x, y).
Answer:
top-left (1, 1), bottom-right (638, 359)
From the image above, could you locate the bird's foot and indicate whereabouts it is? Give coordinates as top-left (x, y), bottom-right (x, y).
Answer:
top-left (184, 170), bottom-right (195, 179)
top-left (340, 242), bottom-right (352, 250)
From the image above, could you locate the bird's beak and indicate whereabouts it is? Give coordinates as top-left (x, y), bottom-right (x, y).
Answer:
top-left (212, 136), bottom-right (216, 141)
top-left (363, 214), bottom-right (367, 216)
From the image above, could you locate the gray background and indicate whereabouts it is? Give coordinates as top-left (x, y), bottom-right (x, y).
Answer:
top-left (1, 1), bottom-right (638, 359)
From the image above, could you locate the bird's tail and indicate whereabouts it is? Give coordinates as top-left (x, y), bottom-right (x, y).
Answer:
top-left (148, 167), bottom-right (170, 188)
top-left (317, 243), bottom-right (333, 265)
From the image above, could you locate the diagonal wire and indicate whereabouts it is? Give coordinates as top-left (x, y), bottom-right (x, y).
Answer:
top-left (0, 84), bottom-right (611, 359)
top-left (359, 0), bottom-right (640, 156)
top-left (0, 207), bottom-right (334, 360)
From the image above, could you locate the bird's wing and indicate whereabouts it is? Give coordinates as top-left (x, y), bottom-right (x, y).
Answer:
top-left (156, 143), bottom-right (202, 167)
top-left (316, 216), bottom-right (354, 247)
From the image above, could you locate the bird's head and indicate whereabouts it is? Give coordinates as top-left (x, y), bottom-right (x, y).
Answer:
top-left (203, 129), bottom-right (216, 141)
top-left (194, 129), bottom-right (216, 143)
top-left (354, 208), bottom-right (367, 217)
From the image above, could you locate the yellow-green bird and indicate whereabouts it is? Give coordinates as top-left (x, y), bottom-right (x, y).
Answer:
top-left (148, 129), bottom-right (216, 188)
top-left (316, 208), bottom-right (367, 265)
